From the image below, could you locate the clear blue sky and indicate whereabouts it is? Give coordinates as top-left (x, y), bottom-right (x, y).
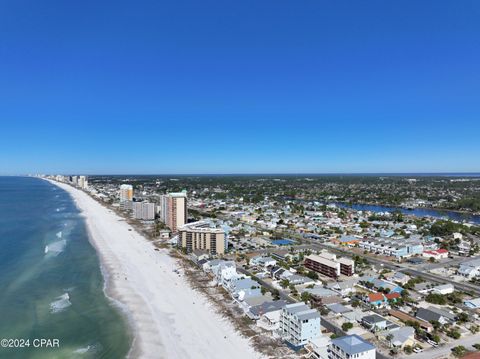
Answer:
top-left (1, 0), bottom-right (479, 174)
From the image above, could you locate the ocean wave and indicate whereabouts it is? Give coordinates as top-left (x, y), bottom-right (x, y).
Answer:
top-left (45, 239), bottom-right (67, 255)
top-left (50, 293), bottom-right (72, 313)
top-left (56, 231), bottom-right (62, 238)
top-left (73, 343), bottom-right (101, 356)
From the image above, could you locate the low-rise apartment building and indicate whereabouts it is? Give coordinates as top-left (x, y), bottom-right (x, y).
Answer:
top-left (359, 238), bottom-right (423, 259)
top-left (304, 252), bottom-right (354, 279)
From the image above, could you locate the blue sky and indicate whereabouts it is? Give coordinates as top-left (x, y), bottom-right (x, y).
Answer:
top-left (1, 0), bottom-right (479, 174)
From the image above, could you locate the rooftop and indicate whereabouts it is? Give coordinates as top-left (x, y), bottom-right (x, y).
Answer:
top-left (331, 335), bottom-right (375, 355)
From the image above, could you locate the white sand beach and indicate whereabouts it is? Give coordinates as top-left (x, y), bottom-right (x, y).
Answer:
top-left (49, 180), bottom-right (263, 359)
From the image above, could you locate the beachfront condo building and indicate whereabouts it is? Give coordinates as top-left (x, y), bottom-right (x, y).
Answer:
top-left (160, 191), bottom-right (187, 232)
top-left (132, 202), bottom-right (156, 220)
top-left (119, 184), bottom-right (133, 202)
top-left (304, 252), bottom-right (354, 279)
top-left (77, 176), bottom-right (88, 190)
top-left (279, 302), bottom-right (321, 349)
top-left (179, 220), bottom-right (226, 255)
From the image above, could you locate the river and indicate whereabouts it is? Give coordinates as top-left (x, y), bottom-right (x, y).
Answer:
top-left (334, 202), bottom-right (480, 225)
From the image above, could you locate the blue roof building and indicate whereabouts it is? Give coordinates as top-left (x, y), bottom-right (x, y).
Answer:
top-left (330, 335), bottom-right (376, 359)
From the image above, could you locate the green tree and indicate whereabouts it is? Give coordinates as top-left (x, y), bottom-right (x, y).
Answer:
top-left (342, 322), bottom-right (353, 332)
top-left (451, 346), bottom-right (467, 357)
top-left (301, 291), bottom-right (311, 303)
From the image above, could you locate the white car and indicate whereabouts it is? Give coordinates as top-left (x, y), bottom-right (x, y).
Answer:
top-left (413, 347), bottom-right (423, 353)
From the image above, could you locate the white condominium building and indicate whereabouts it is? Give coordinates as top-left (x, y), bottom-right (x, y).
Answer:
top-left (132, 202), bottom-right (156, 220)
top-left (280, 302), bottom-right (321, 349)
top-left (77, 175), bottom-right (88, 189)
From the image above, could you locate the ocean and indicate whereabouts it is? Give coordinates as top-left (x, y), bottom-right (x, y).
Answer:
top-left (0, 177), bottom-right (131, 359)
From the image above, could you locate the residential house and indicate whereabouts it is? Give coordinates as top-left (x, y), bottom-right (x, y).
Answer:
top-left (416, 307), bottom-right (456, 325)
top-left (251, 255), bottom-right (277, 268)
top-left (389, 272), bottom-right (410, 286)
top-left (327, 278), bottom-right (360, 297)
top-left (361, 314), bottom-right (390, 332)
top-left (301, 287), bottom-right (342, 306)
top-left (365, 293), bottom-right (387, 307)
top-left (383, 326), bottom-right (415, 349)
top-left (329, 335), bottom-right (376, 359)
top-left (389, 310), bottom-right (433, 333)
top-left (458, 259), bottom-right (480, 279)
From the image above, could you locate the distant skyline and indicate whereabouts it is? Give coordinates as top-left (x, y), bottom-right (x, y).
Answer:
top-left (1, 1), bottom-right (480, 174)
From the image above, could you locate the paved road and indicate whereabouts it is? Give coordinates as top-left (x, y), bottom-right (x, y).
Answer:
top-left (404, 333), bottom-right (480, 359)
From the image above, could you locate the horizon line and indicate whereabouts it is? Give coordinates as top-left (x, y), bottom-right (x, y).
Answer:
top-left (16, 171), bottom-right (480, 177)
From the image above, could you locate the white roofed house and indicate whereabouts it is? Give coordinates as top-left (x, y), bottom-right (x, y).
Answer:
top-left (250, 255), bottom-right (277, 268)
top-left (228, 277), bottom-right (260, 299)
top-left (327, 278), bottom-right (359, 297)
top-left (214, 261), bottom-right (243, 288)
top-left (458, 258), bottom-right (480, 279)
top-left (389, 272), bottom-right (410, 286)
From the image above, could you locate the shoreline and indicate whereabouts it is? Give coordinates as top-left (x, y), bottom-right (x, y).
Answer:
top-left (46, 179), bottom-right (263, 359)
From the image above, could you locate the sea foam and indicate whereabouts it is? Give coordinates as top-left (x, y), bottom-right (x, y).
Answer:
top-left (50, 293), bottom-right (72, 313)
top-left (45, 239), bottom-right (67, 256)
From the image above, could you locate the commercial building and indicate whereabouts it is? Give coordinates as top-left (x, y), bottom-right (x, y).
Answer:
top-left (132, 202), bottom-right (156, 220)
top-left (304, 252), bottom-right (354, 279)
top-left (359, 238), bottom-right (424, 259)
top-left (329, 335), bottom-right (376, 359)
top-left (160, 191), bottom-right (187, 232)
top-left (179, 220), bottom-right (226, 255)
top-left (279, 302), bottom-right (321, 349)
top-left (119, 184), bottom-right (133, 202)
top-left (422, 249), bottom-right (449, 260)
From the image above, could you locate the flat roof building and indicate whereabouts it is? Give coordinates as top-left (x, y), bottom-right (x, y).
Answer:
top-left (160, 191), bottom-right (187, 232)
top-left (280, 302), bottom-right (321, 349)
top-left (132, 202), bottom-right (156, 220)
top-left (304, 251), bottom-right (354, 279)
top-left (179, 220), bottom-right (226, 255)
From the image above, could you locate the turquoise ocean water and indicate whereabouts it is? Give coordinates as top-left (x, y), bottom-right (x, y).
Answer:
top-left (0, 177), bottom-right (131, 359)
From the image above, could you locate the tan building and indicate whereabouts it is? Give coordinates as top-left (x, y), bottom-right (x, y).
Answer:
top-left (179, 220), bottom-right (225, 255)
top-left (119, 184), bottom-right (133, 202)
top-left (160, 191), bottom-right (187, 232)
top-left (304, 251), bottom-right (354, 279)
